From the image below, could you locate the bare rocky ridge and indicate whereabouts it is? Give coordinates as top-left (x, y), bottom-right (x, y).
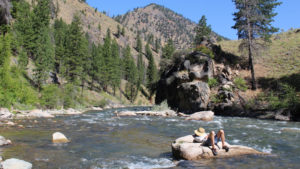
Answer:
top-left (116, 3), bottom-right (226, 50)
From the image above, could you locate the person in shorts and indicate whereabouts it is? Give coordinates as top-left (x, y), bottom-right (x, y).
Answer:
top-left (193, 127), bottom-right (230, 156)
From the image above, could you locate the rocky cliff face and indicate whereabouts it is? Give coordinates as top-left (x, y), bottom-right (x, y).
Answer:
top-left (0, 0), bottom-right (11, 25)
top-left (155, 51), bottom-right (214, 113)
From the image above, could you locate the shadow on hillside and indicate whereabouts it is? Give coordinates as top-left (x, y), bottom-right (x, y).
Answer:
top-left (258, 72), bottom-right (300, 92)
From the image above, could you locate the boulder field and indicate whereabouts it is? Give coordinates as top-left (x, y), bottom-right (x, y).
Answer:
top-left (171, 135), bottom-right (266, 160)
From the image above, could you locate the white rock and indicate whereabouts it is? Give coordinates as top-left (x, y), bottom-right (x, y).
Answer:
top-left (185, 111), bottom-right (214, 121)
top-left (0, 108), bottom-right (13, 119)
top-left (6, 121), bottom-right (15, 126)
top-left (52, 132), bottom-right (69, 143)
top-left (0, 136), bottom-right (12, 146)
top-left (65, 108), bottom-right (82, 115)
top-left (27, 109), bottom-right (54, 118)
top-left (91, 107), bottom-right (103, 111)
top-left (222, 84), bottom-right (232, 91)
top-left (117, 111), bottom-right (137, 116)
top-left (1, 158), bottom-right (32, 169)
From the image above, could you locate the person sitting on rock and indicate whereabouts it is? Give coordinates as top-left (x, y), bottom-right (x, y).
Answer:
top-left (193, 127), bottom-right (230, 156)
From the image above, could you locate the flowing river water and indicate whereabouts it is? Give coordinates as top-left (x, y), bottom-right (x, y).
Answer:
top-left (1, 107), bottom-right (300, 169)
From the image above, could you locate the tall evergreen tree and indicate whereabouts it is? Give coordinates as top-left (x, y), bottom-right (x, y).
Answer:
top-left (136, 33), bottom-right (142, 53)
top-left (54, 18), bottom-right (68, 78)
top-left (194, 15), bottom-right (211, 45)
top-left (154, 38), bottom-right (161, 53)
top-left (100, 28), bottom-right (112, 91)
top-left (137, 52), bottom-right (145, 89)
top-left (110, 39), bottom-right (121, 95)
top-left (146, 43), bottom-right (158, 98)
top-left (162, 39), bottom-right (175, 59)
top-left (33, 27), bottom-right (54, 90)
top-left (65, 15), bottom-right (86, 84)
top-left (232, 0), bottom-right (281, 89)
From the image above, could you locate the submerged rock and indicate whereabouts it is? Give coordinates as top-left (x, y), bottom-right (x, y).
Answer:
top-left (52, 132), bottom-right (69, 143)
top-left (117, 111), bottom-right (137, 116)
top-left (1, 158), bottom-right (32, 169)
top-left (171, 135), bottom-right (266, 160)
top-left (0, 136), bottom-right (12, 146)
top-left (185, 111), bottom-right (214, 121)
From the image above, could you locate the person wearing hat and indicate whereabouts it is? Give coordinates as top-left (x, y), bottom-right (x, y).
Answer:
top-left (193, 127), bottom-right (229, 156)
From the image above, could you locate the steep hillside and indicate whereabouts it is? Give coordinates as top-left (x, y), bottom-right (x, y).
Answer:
top-left (115, 3), bottom-right (225, 50)
top-left (219, 29), bottom-right (300, 79)
top-left (25, 0), bottom-right (159, 63)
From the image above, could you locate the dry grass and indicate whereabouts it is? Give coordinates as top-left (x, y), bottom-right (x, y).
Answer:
top-left (219, 29), bottom-right (300, 79)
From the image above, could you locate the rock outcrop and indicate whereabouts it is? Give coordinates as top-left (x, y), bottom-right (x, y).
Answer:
top-left (0, 136), bottom-right (12, 146)
top-left (171, 135), bottom-right (266, 160)
top-left (185, 111), bottom-right (214, 121)
top-left (156, 51), bottom-right (214, 113)
top-left (1, 158), bottom-right (32, 169)
top-left (52, 132), bottom-right (69, 143)
top-left (0, 0), bottom-right (11, 25)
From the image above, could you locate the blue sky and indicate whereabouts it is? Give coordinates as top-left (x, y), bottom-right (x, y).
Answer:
top-left (87, 0), bottom-right (300, 40)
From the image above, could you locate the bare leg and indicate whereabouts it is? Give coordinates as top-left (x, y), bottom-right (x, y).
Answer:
top-left (216, 130), bottom-right (225, 147)
top-left (208, 131), bottom-right (215, 149)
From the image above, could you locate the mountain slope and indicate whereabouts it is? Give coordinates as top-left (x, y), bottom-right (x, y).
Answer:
top-left (24, 0), bottom-right (160, 63)
top-left (115, 3), bottom-right (225, 50)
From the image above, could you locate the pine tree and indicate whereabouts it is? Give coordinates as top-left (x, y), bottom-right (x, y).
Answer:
top-left (232, 0), bottom-right (281, 90)
top-left (33, 27), bottom-right (54, 90)
top-left (137, 52), bottom-right (145, 89)
top-left (162, 39), bottom-right (175, 59)
top-left (65, 15), bottom-right (86, 84)
top-left (194, 15), bottom-right (211, 45)
top-left (136, 33), bottom-right (142, 53)
top-left (154, 38), bottom-right (161, 53)
top-left (117, 25), bottom-right (121, 38)
top-left (146, 43), bottom-right (158, 93)
top-left (54, 18), bottom-right (68, 78)
top-left (100, 28), bottom-right (112, 91)
top-left (110, 39), bottom-right (121, 95)
top-left (121, 27), bottom-right (125, 36)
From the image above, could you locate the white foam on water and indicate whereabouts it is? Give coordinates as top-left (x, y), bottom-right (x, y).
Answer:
top-left (91, 156), bottom-right (175, 169)
top-left (261, 145), bottom-right (272, 153)
top-left (264, 128), bottom-right (275, 131)
top-left (126, 157), bottom-right (175, 169)
top-left (245, 125), bottom-right (259, 129)
top-left (165, 118), bottom-right (179, 122)
top-left (232, 139), bottom-right (240, 144)
top-left (81, 118), bottom-right (97, 124)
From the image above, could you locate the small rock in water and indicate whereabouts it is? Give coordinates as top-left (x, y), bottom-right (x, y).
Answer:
top-left (0, 136), bottom-right (12, 146)
top-left (1, 158), bottom-right (32, 169)
top-left (185, 111), bottom-right (214, 121)
top-left (52, 132), bottom-right (70, 143)
top-left (27, 109), bottom-right (54, 118)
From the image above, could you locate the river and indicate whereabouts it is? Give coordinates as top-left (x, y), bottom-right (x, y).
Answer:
top-left (0, 107), bottom-right (300, 169)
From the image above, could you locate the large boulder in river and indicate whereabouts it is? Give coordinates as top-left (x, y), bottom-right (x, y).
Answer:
top-left (1, 158), bottom-right (32, 169)
top-left (172, 135), bottom-right (266, 160)
top-left (52, 132), bottom-right (69, 143)
top-left (185, 111), bottom-right (214, 121)
top-left (0, 136), bottom-right (12, 146)
top-left (156, 51), bottom-right (214, 113)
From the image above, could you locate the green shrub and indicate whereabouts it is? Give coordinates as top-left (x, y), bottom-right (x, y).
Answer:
top-left (63, 83), bottom-right (80, 108)
top-left (210, 94), bottom-right (223, 103)
top-left (152, 100), bottom-right (170, 111)
top-left (234, 77), bottom-right (247, 91)
top-left (98, 99), bottom-right (108, 108)
top-left (208, 78), bottom-right (219, 88)
top-left (195, 45), bottom-right (214, 58)
top-left (41, 84), bottom-right (61, 109)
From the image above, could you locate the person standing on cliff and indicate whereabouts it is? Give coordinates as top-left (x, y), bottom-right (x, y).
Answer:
top-left (193, 127), bottom-right (230, 156)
